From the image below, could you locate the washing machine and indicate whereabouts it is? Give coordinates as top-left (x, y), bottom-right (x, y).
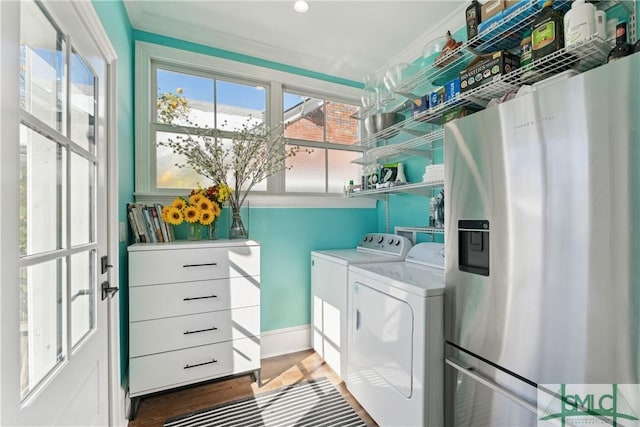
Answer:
top-left (346, 242), bottom-right (445, 427)
top-left (311, 233), bottom-right (412, 379)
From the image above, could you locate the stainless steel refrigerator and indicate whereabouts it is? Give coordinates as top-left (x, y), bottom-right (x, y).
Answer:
top-left (444, 54), bottom-right (640, 426)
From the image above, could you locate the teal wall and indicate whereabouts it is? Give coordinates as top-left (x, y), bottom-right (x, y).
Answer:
top-left (247, 208), bottom-right (377, 330)
top-left (92, 0), bottom-right (134, 384)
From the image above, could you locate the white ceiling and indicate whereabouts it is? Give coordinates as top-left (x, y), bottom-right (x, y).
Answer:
top-left (123, 0), bottom-right (467, 84)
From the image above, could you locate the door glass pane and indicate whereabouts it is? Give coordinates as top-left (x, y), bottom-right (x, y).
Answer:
top-left (216, 80), bottom-right (265, 129)
top-left (20, 258), bottom-right (67, 399)
top-left (156, 69), bottom-right (214, 127)
top-left (286, 145), bottom-right (325, 192)
top-left (20, 0), bottom-right (66, 133)
top-left (284, 94), bottom-right (324, 142)
top-left (20, 125), bottom-right (67, 257)
top-left (70, 49), bottom-right (96, 153)
top-left (328, 149), bottom-right (362, 193)
top-left (70, 153), bottom-right (94, 246)
top-left (70, 251), bottom-right (94, 347)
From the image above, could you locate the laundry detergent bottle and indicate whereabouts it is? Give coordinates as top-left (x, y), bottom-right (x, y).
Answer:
top-left (564, 0), bottom-right (596, 47)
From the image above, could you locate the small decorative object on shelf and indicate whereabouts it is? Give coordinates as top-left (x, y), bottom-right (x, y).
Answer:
top-left (186, 222), bottom-right (201, 241)
top-left (607, 21), bottom-right (633, 63)
top-left (434, 31), bottom-right (462, 68)
top-left (207, 221), bottom-right (218, 240)
top-left (163, 183), bottom-right (228, 241)
top-left (229, 206), bottom-right (247, 239)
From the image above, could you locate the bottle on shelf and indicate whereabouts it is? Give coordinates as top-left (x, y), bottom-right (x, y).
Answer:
top-left (607, 22), bottom-right (632, 63)
top-left (465, 0), bottom-right (482, 43)
top-left (532, 0), bottom-right (565, 62)
top-left (595, 10), bottom-right (606, 42)
top-left (563, 0), bottom-right (595, 47)
top-left (520, 30), bottom-right (533, 69)
top-left (395, 162), bottom-right (407, 183)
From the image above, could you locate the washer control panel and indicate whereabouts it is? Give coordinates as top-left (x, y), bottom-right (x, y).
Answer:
top-left (357, 233), bottom-right (412, 258)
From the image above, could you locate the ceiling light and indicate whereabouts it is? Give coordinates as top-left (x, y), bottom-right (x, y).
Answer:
top-left (294, 0), bottom-right (310, 13)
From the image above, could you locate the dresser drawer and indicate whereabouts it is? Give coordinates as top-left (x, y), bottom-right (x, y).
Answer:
top-left (130, 306), bottom-right (260, 357)
top-left (129, 276), bottom-right (260, 321)
top-left (129, 245), bottom-right (260, 286)
top-left (129, 337), bottom-right (260, 397)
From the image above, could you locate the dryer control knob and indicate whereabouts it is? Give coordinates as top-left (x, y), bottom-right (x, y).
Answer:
top-left (377, 236), bottom-right (384, 243)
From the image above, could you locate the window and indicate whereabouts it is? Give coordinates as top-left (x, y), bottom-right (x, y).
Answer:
top-left (137, 40), bottom-right (367, 206)
top-left (283, 92), bottom-right (363, 193)
top-left (153, 64), bottom-right (268, 191)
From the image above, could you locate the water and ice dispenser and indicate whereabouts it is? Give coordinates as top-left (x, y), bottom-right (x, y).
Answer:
top-left (458, 220), bottom-right (490, 276)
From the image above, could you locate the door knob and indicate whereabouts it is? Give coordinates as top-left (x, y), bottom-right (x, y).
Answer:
top-left (101, 281), bottom-right (119, 300)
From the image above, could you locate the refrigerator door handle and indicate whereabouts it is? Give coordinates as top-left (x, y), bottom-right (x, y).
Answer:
top-left (445, 357), bottom-right (538, 415)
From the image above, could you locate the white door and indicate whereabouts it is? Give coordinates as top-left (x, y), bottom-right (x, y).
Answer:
top-left (0, 1), bottom-right (114, 425)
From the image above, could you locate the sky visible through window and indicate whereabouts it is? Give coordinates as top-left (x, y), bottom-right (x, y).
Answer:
top-left (157, 69), bottom-right (305, 112)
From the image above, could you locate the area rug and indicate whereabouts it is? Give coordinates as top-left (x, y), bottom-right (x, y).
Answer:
top-left (164, 377), bottom-right (367, 427)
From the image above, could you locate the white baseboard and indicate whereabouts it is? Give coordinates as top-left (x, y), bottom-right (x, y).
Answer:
top-left (260, 324), bottom-right (311, 359)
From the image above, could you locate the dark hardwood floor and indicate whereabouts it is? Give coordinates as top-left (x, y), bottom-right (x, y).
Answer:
top-left (128, 349), bottom-right (377, 427)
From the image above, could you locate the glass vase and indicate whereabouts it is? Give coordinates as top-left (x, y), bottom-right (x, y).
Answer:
top-left (207, 220), bottom-right (218, 240)
top-left (186, 222), bottom-right (201, 241)
top-left (229, 208), bottom-right (248, 239)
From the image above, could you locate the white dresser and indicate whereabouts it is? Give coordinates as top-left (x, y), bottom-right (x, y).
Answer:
top-left (128, 240), bottom-right (261, 403)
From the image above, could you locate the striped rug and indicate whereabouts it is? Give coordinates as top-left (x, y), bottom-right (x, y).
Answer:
top-left (164, 378), bottom-right (367, 427)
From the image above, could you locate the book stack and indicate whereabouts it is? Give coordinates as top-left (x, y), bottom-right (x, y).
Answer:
top-left (126, 203), bottom-right (175, 243)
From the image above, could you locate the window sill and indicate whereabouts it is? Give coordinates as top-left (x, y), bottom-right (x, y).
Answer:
top-left (134, 193), bottom-right (377, 209)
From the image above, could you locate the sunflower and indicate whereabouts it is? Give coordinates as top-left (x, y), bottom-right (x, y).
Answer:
top-left (165, 206), bottom-right (184, 225)
top-left (196, 197), bottom-right (213, 212)
top-left (200, 209), bottom-right (215, 225)
top-left (171, 197), bottom-right (187, 211)
top-left (161, 206), bottom-right (171, 222)
top-left (211, 201), bottom-right (221, 217)
top-left (183, 205), bottom-right (201, 223)
top-left (189, 193), bottom-right (204, 206)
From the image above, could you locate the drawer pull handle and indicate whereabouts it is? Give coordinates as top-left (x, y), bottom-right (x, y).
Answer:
top-left (183, 262), bottom-right (217, 268)
top-left (184, 358), bottom-right (218, 370)
top-left (183, 326), bottom-right (218, 335)
top-left (183, 295), bottom-right (218, 301)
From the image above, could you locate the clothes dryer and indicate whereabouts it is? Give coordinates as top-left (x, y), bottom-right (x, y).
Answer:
top-left (346, 243), bottom-right (445, 427)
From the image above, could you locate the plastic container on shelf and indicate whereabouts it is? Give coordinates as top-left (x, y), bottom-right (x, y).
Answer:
top-left (563, 0), bottom-right (596, 47)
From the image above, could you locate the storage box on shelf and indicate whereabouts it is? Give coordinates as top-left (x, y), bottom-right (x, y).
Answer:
top-left (127, 240), bottom-right (261, 416)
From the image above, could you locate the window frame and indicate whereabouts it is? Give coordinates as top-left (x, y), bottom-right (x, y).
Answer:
top-left (134, 41), bottom-right (374, 208)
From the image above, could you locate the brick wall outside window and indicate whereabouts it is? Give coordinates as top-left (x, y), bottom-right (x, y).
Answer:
top-left (285, 102), bottom-right (359, 144)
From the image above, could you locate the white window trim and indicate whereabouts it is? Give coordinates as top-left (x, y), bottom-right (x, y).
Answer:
top-left (135, 41), bottom-right (374, 208)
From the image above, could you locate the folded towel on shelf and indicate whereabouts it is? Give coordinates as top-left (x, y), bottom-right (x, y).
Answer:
top-left (423, 164), bottom-right (445, 183)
